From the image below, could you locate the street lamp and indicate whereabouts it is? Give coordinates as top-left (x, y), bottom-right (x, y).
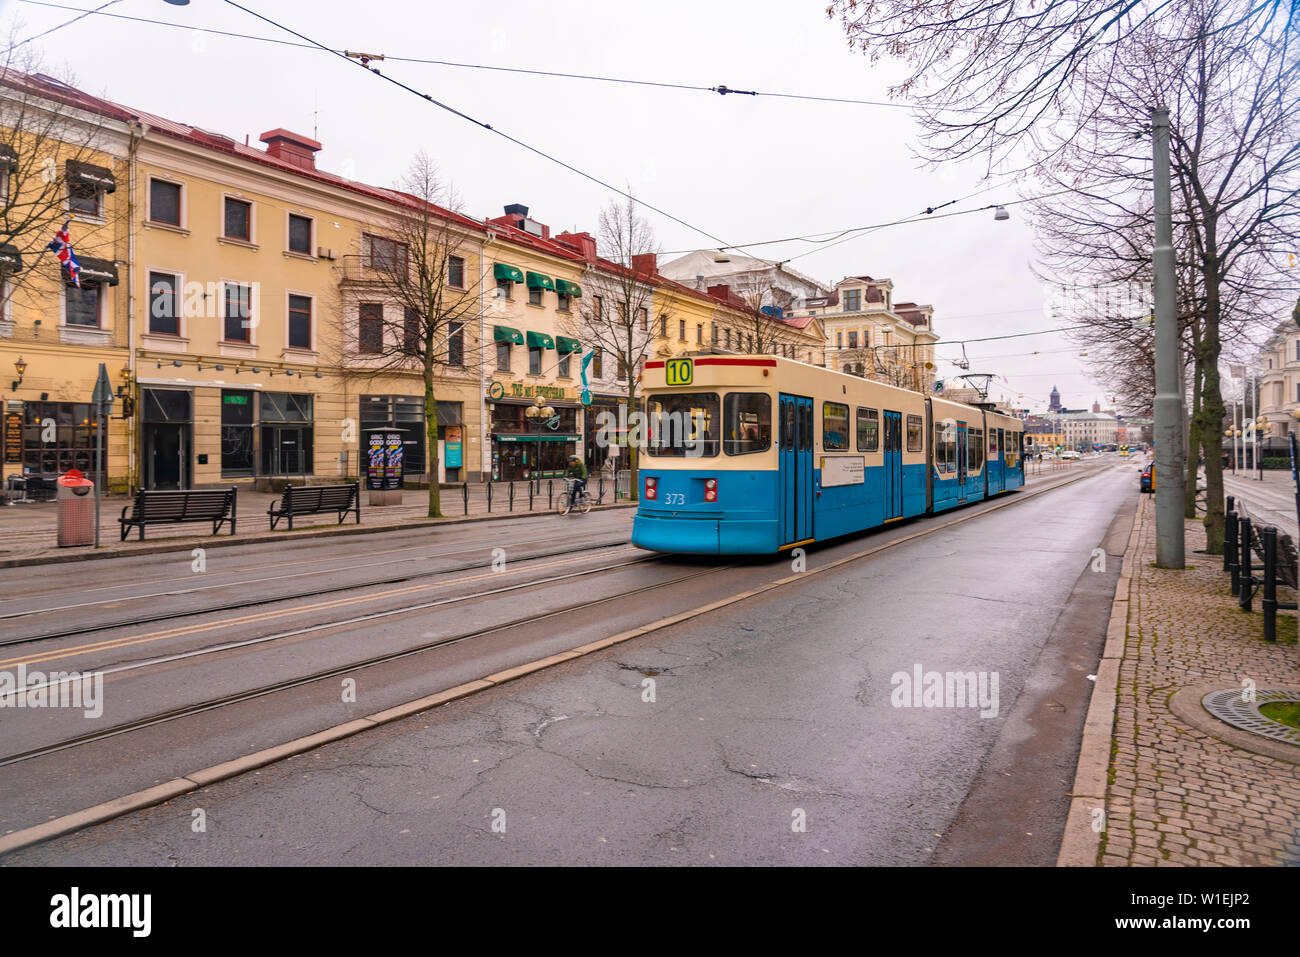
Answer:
top-left (523, 395), bottom-right (557, 481)
top-left (11, 355), bottom-right (26, 391)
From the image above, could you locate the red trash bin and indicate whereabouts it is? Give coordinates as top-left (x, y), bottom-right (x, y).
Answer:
top-left (57, 468), bottom-right (95, 547)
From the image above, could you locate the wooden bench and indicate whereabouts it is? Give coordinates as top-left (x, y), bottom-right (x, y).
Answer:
top-left (119, 487), bottom-right (237, 541)
top-left (268, 482), bottom-right (361, 531)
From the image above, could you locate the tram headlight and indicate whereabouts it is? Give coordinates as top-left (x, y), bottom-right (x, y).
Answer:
top-left (704, 478), bottom-right (717, 502)
top-left (645, 476), bottom-right (657, 500)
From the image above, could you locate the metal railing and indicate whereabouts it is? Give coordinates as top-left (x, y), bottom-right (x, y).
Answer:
top-left (448, 475), bottom-right (628, 516)
top-left (1224, 494), bottom-right (1298, 641)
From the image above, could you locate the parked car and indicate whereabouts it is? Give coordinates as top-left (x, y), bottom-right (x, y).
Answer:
top-left (1140, 465), bottom-right (1154, 493)
top-left (1061, 450), bottom-right (1081, 460)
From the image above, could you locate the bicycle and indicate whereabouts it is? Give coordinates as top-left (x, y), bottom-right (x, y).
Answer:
top-left (557, 477), bottom-right (592, 515)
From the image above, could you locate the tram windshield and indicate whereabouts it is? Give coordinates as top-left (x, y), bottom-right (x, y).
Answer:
top-left (646, 392), bottom-right (720, 457)
top-left (723, 393), bottom-right (772, 455)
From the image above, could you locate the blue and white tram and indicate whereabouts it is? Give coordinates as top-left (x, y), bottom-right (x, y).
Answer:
top-left (631, 355), bottom-right (1024, 555)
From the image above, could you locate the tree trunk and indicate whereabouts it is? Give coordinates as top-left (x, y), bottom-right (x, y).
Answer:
top-left (1198, 269), bottom-right (1226, 554)
top-left (1185, 354), bottom-right (1202, 519)
top-left (424, 366), bottom-right (442, 518)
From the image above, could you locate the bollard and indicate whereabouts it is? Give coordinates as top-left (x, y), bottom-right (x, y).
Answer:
top-left (599, 476), bottom-right (605, 504)
top-left (548, 479), bottom-right (554, 509)
top-left (463, 482), bottom-right (469, 515)
top-left (487, 481), bottom-right (493, 513)
top-left (1263, 525), bottom-right (1278, 642)
top-left (1227, 510), bottom-right (1239, 590)
top-left (509, 481), bottom-right (515, 512)
top-left (1239, 515), bottom-right (1253, 612)
top-left (528, 480), bottom-right (535, 511)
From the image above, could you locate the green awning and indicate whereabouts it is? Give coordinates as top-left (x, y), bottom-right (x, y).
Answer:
top-left (555, 279), bottom-right (582, 298)
top-left (493, 263), bottom-right (524, 283)
top-left (556, 336), bottom-right (582, 355)
top-left (525, 271), bottom-right (555, 291)
top-left (0, 243), bottom-right (21, 273)
top-left (493, 325), bottom-right (524, 344)
top-left (526, 331), bottom-right (555, 349)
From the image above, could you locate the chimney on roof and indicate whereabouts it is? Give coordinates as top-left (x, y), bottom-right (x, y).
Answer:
top-left (259, 128), bottom-right (321, 170)
top-left (632, 253), bottom-right (658, 278)
top-left (504, 203), bottom-right (529, 218)
top-left (556, 231), bottom-right (597, 262)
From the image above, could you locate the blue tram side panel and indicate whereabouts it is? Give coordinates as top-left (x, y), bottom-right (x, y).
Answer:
top-left (631, 356), bottom-right (1025, 555)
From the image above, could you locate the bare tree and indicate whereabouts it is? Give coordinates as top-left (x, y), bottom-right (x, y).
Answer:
top-left (725, 273), bottom-right (808, 358)
top-left (336, 153), bottom-right (487, 517)
top-left (560, 194), bottom-right (662, 502)
top-left (0, 53), bottom-right (129, 312)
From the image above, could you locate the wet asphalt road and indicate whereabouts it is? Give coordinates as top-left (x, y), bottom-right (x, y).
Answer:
top-left (4, 463), bottom-right (1137, 865)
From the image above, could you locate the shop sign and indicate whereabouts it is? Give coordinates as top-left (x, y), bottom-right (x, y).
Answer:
top-left (445, 426), bottom-right (463, 468)
top-left (493, 381), bottom-right (569, 401)
top-left (3, 411), bottom-right (20, 463)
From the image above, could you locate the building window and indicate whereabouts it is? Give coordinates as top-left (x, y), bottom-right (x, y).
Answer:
top-left (22, 401), bottom-right (104, 483)
top-left (366, 234), bottom-right (408, 273)
top-left (679, 319), bottom-right (686, 341)
top-left (593, 295), bottom-right (604, 319)
top-left (220, 389), bottom-right (254, 476)
top-left (725, 329), bottom-right (732, 350)
top-left (496, 277), bottom-right (512, 299)
top-left (843, 289), bottom-right (861, 312)
top-left (148, 272), bottom-right (180, 336)
top-left (224, 197), bottom-right (251, 241)
top-left (848, 331), bottom-right (858, 349)
top-left (528, 286), bottom-right (543, 306)
top-left (836, 331), bottom-right (843, 349)
top-left (448, 256), bottom-right (465, 288)
top-left (529, 346), bottom-right (542, 375)
top-left (496, 340), bottom-right (511, 371)
top-left (288, 213), bottom-right (312, 254)
top-left (223, 283), bottom-right (252, 342)
top-left (592, 348), bottom-right (602, 379)
top-left (259, 392), bottom-right (314, 476)
top-left (65, 281), bottom-right (101, 327)
top-left (403, 307), bottom-right (420, 352)
top-left (68, 180), bottom-right (102, 217)
top-left (288, 294), bottom-right (312, 350)
top-left (1294, 339), bottom-right (1299, 362)
top-left (358, 302), bottom-right (383, 354)
top-left (447, 322), bottom-right (464, 366)
top-left (711, 325), bottom-right (718, 346)
top-left (149, 179), bottom-right (182, 227)
top-left (659, 315), bottom-right (668, 338)
top-left (639, 307), bottom-right (648, 331)
top-left (558, 353), bottom-right (571, 377)
top-left (697, 323), bottom-right (703, 344)
top-left (558, 293), bottom-right (571, 312)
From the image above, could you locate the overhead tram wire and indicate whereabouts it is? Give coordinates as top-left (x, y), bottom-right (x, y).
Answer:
top-left (4, 0), bottom-right (122, 54)
top-left (209, 1), bottom-right (740, 252)
top-left (13, 0), bottom-right (984, 114)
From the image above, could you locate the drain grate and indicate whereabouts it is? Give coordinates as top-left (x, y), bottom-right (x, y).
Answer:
top-left (1202, 689), bottom-right (1300, 745)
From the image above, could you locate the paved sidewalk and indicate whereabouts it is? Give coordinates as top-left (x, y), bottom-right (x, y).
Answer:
top-left (0, 477), bottom-right (629, 566)
top-left (1097, 494), bottom-right (1300, 866)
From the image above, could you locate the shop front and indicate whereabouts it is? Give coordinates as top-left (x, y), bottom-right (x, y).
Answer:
top-left (488, 383), bottom-right (581, 481)
top-left (359, 395), bottom-right (465, 484)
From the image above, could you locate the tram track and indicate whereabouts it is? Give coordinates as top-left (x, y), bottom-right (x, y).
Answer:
top-left (0, 559), bottom-right (732, 768)
top-left (0, 535), bottom-right (636, 647)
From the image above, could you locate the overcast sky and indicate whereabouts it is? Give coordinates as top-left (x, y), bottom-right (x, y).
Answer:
top-left (2, 0), bottom-right (1132, 412)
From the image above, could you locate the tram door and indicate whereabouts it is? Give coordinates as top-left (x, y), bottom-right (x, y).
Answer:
top-left (957, 422), bottom-right (969, 500)
top-left (883, 410), bottom-right (903, 520)
top-left (988, 429), bottom-right (1005, 494)
top-left (779, 393), bottom-right (814, 545)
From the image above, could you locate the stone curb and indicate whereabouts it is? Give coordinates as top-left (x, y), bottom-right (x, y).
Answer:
top-left (0, 500), bottom-right (637, 570)
top-left (1057, 495), bottom-right (1140, 867)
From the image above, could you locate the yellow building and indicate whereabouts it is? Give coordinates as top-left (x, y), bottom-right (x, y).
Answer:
top-left (1, 74), bottom-right (131, 493)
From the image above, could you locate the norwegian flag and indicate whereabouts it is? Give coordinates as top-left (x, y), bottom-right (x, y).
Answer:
top-left (46, 219), bottom-right (80, 287)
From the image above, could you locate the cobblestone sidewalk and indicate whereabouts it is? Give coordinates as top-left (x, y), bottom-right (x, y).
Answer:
top-left (1102, 494), bottom-right (1300, 865)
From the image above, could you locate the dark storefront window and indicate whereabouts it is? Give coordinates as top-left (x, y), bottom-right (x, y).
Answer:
top-left (260, 392), bottom-right (313, 476)
top-left (21, 402), bottom-right (103, 484)
top-left (361, 395), bottom-right (426, 477)
top-left (492, 402), bottom-right (580, 481)
top-left (221, 389), bottom-right (254, 476)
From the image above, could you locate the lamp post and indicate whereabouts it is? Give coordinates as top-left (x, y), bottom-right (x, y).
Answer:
top-left (1152, 106), bottom-right (1185, 567)
top-left (523, 394), bottom-right (555, 482)
top-left (1257, 414), bottom-right (1269, 480)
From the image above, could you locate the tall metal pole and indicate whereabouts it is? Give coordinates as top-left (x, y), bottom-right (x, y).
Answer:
top-left (1152, 107), bottom-right (1185, 567)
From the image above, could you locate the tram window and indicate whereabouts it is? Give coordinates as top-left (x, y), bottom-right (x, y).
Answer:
top-left (856, 407), bottom-right (879, 452)
top-left (1005, 432), bottom-right (1019, 468)
top-left (823, 401), bottom-right (849, 451)
top-left (970, 428), bottom-right (984, 471)
top-left (934, 419), bottom-right (956, 472)
top-left (906, 414), bottom-right (923, 453)
top-left (782, 401), bottom-right (795, 450)
top-left (724, 393), bottom-right (772, 456)
top-left (989, 430), bottom-right (999, 456)
top-left (646, 392), bottom-right (720, 457)
top-left (801, 402), bottom-right (813, 451)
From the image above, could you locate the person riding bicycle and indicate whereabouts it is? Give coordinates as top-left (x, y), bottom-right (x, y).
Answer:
top-left (566, 455), bottom-right (588, 502)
